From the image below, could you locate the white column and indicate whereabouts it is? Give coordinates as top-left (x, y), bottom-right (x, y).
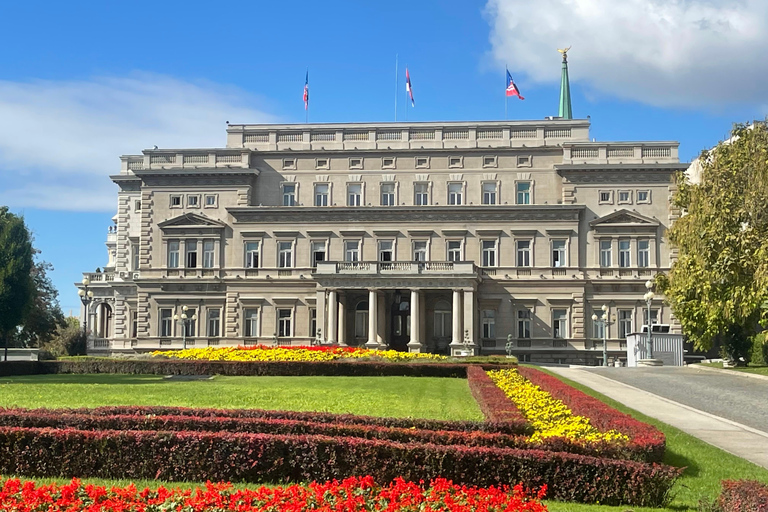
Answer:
top-left (338, 293), bottom-right (347, 346)
top-left (316, 289), bottom-right (326, 343)
top-left (366, 289), bottom-right (379, 349)
top-left (450, 289), bottom-right (463, 352)
top-left (327, 289), bottom-right (338, 344)
top-left (463, 289), bottom-right (477, 355)
top-left (408, 289), bottom-right (423, 352)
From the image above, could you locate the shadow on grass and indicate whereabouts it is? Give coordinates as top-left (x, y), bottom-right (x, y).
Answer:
top-left (0, 374), bottom-right (171, 385)
top-left (664, 447), bottom-right (699, 477)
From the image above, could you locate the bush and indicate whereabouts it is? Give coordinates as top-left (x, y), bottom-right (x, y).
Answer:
top-left (717, 479), bottom-right (768, 511)
top-left (750, 332), bottom-right (768, 367)
top-left (39, 317), bottom-right (86, 359)
top-left (466, 366), bottom-right (530, 428)
top-left (0, 425), bottom-right (680, 506)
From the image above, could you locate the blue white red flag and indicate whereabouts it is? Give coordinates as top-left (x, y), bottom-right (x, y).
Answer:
top-left (406, 68), bottom-right (414, 106)
top-left (303, 71), bottom-right (309, 110)
top-left (506, 69), bottom-right (524, 100)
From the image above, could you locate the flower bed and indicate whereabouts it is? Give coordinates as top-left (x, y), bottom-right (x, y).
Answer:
top-left (518, 366), bottom-right (667, 463)
top-left (717, 479), bottom-right (768, 512)
top-left (0, 476), bottom-right (549, 512)
top-left (467, 365), bottom-right (530, 425)
top-left (153, 345), bottom-right (447, 362)
top-left (0, 424), bottom-right (679, 506)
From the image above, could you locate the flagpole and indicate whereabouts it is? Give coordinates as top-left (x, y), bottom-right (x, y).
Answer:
top-left (504, 67), bottom-right (508, 120)
top-left (405, 64), bottom-right (408, 122)
top-left (305, 68), bottom-right (309, 124)
top-left (395, 54), bottom-right (398, 122)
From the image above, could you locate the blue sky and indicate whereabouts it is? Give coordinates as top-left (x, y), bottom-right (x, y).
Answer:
top-left (1, 0), bottom-right (765, 314)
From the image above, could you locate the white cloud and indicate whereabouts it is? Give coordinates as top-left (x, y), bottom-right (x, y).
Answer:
top-left (486, 0), bottom-right (768, 108)
top-left (0, 73), bottom-right (276, 211)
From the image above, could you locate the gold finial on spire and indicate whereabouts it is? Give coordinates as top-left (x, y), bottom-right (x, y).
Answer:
top-left (557, 46), bottom-right (571, 61)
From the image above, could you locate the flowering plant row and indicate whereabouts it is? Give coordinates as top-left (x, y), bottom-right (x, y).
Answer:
top-left (466, 366), bottom-right (531, 425)
top-left (716, 479), bottom-right (768, 512)
top-left (487, 369), bottom-right (629, 444)
top-left (0, 423), bottom-right (680, 506)
top-left (518, 367), bottom-right (667, 463)
top-left (152, 345), bottom-right (447, 362)
top-left (0, 476), bottom-right (549, 512)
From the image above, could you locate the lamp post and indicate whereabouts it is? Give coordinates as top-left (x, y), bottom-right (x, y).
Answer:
top-left (78, 277), bottom-right (95, 340)
top-left (173, 306), bottom-right (197, 351)
top-left (644, 280), bottom-right (656, 359)
top-left (591, 304), bottom-right (611, 367)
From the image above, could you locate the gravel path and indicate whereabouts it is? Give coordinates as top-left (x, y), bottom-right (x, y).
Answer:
top-left (582, 366), bottom-right (768, 434)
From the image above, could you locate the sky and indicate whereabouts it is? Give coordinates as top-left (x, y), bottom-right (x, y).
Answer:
top-left (0, 0), bottom-right (765, 315)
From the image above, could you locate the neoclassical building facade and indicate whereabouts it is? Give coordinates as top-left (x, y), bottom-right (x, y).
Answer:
top-left (79, 119), bottom-right (685, 364)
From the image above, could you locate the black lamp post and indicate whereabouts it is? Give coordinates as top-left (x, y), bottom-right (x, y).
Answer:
top-left (78, 277), bottom-right (94, 339)
top-left (591, 304), bottom-right (612, 367)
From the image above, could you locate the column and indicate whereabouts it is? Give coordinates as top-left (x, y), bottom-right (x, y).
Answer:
top-left (450, 289), bottom-right (463, 352)
top-left (338, 293), bottom-right (347, 346)
top-left (327, 289), bottom-right (338, 344)
top-left (366, 289), bottom-right (379, 349)
top-left (316, 289), bottom-right (326, 343)
top-left (463, 289), bottom-right (477, 355)
top-left (377, 293), bottom-right (386, 346)
top-left (408, 289), bottom-right (423, 352)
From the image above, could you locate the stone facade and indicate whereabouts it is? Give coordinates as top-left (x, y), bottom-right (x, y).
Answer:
top-left (78, 119), bottom-right (686, 364)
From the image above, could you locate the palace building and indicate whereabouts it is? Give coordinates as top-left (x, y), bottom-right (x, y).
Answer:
top-left (78, 60), bottom-right (687, 364)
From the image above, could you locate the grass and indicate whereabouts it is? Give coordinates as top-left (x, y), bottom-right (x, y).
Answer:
top-left (0, 374), bottom-right (482, 421)
top-left (701, 361), bottom-right (768, 376)
top-left (535, 368), bottom-right (768, 512)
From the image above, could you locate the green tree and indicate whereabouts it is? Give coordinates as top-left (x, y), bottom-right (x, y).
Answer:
top-left (0, 207), bottom-right (35, 361)
top-left (659, 123), bottom-right (768, 362)
top-left (12, 258), bottom-right (65, 348)
top-left (40, 316), bottom-right (86, 359)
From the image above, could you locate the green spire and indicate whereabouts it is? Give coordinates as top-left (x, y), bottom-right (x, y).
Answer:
top-left (558, 49), bottom-right (572, 120)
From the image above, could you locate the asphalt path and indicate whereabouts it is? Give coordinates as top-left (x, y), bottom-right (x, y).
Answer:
top-left (581, 366), bottom-right (768, 434)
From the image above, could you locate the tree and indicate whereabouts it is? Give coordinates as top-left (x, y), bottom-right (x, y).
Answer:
top-left (658, 123), bottom-right (768, 362)
top-left (40, 317), bottom-right (86, 359)
top-left (12, 258), bottom-right (65, 348)
top-left (0, 207), bottom-right (35, 361)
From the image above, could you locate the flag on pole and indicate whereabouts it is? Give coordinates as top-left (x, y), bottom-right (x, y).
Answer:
top-left (303, 70), bottom-right (309, 110)
top-left (506, 69), bottom-right (524, 100)
top-left (405, 67), bottom-right (414, 106)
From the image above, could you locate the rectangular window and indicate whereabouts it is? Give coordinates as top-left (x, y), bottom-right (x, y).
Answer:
top-left (483, 155), bottom-right (497, 167)
top-left (552, 240), bottom-right (566, 267)
top-left (448, 182), bottom-right (463, 205)
top-left (185, 240), bottom-right (198, 268)
top-left (131, 310), bottom-right (138, 338)
top-left (378, 240), bottom-right (393, 262)
top-left (132, 243), bottom-right (140, 271)
top-left (311, 241), bottom-right (326, 267)
top-left (159, 309), bottom-right (173, 337)
top-left (482, 182), bottom-right (497, 205)
top-left (413, 241), bottom-right (427, 262)
top-left (638, 240), bottom-right (650, 268)
top-left (278, 309), bottom-right (292, 337)
top-left (599, 191), bottom-right (613, 204)
top-left (202, 240), bottom-right (215, 268)
top-left (516, 182), bottom-right (531, 204)
top-left (619, 309), bottom-right (633, 338)
top-left (282, 184), bottom-right (296, 206)
top-left (205, 194), bottom-right (217, 207)
top-left (448, 156), bottom-right (463, 168)
top-left (447, 240), bottom-right (462, 262)
top-left (619, 240), bottom-right (631, 267)
top-left (244, 308), bottom-right (259, 337)
top-left (553, 309), bottom-right (568, 339)
top-left (170, 195), bottom-right (182, 208)
top-left (481, 240), bottom-right (497, 267)
top-left (517, 309), bottom-right (531, 339)
top-left (316, 158), bottom-right (329, 169)
top-left (278, 241), bottom-right (293, 268)
top-left (187, 195), bottom-right (199, 208)
top-left (414, 183), bottom-right (429, 205)
top-left (600, 240), bottom-right (612, 267)
top-left (415, 157), bottom-right (429, 168)
top-left (282, 158), bottom-right (296, 169)
top-left (380, 183), bottom-right (395, 206)
top-left (309, 308), bottom-right (317, 337)
top-left (347, 183), bottom-right (362, 206)
top-left (618, 190), bottom-right (631, 204)
top-left (245, 241), bottom-right (260, 268)
top-left (482, 310), bottom-right (496, 339)
top-left (516, 240), bottom-right (531, 267)
top-left (183, 308), bottom-right (197, 337)
top-left (434, 310), bottom-right (451, 337)
top-left (355, 308), bottom-right (369, 338)
top-left (168, 241), bottom-right (180, 268)
top-left (637, 190), bottom-right (650, 203)
top-left (345, 240), bottom-right (360, 262)
top-left (134, 200), bottom-right (141, 212)
top-left (382, 157), bottom-right (395, 168)
top-left (207, 309), bottom-right (221, 337)
top-left (314, 184), bottom-right (329, 206)
top-left (349, 157), bottom-right (363, 169)
top-left (593, 310), bottom-right (605, 339)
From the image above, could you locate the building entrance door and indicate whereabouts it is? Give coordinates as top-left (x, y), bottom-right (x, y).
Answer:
top-left (390, 291), bottom-right (410, 352)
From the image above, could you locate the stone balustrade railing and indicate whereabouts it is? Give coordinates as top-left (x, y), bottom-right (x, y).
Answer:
top-left (562, 142), bottom-right (679, 164)
top-left (120, 149), bottom-right (252, 172)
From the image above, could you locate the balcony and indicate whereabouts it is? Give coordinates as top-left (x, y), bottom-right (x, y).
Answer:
top-left (561, 142), bottom-right (679, 164)
top-left (315, 261), bottom-right (477, 276)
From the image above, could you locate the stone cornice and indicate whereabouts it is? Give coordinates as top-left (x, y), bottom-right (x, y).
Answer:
top-left (226, 205), bottom-right (584, 224)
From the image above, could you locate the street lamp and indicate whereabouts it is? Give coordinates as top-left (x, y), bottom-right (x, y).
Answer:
top-left (78, 277), bottom-right (95, 338)
top-left (591, 304), bottom-right (611, 367)
top-left (173, 305), bottom-right (197, 350)
top-left (644, 280), bottom-right (656, 359)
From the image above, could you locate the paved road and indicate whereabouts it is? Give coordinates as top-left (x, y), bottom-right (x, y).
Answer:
top-left (582, 366), bottom-right (768, 434)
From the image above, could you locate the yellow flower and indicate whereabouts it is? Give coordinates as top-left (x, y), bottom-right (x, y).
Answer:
top-left (151, 346), bottom-right (447, 363)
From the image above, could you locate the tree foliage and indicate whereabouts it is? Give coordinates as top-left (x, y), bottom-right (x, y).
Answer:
top-left (0, 207), bottom-right (35, 355)
top-left (40, 316), bottom-right (87, 359)
top-left (659, 123), bottom-right (768, 360)
top-left (12, 258), bottom-right (65, 347)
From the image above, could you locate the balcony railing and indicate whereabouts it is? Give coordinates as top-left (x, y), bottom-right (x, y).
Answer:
top-left (315, 261), bottom-right (477, 276)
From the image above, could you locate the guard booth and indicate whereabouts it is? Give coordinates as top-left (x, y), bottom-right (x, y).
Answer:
top-left (626, 325), bottom-right (685, 366)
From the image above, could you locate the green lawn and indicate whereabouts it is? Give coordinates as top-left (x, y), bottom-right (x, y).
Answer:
top-left (702, 362), bottom-right (768, 376)
top-left (0, 374), bottom-right (482, 421)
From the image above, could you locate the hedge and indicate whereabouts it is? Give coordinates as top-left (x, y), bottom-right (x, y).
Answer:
top-left (0, 425), bottom-right (680, 506)
top-left (518, 366), bottom-right (666, 463)
top-left (466, 366), bottom-right (529, 424)
top-left (717, 480), bottom-right (768, 512)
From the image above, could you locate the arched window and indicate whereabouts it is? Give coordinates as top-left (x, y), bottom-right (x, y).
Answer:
top-left (355, 301), bottom-right (369, 338)
top-left (433, 300), bottom-right (451, 338)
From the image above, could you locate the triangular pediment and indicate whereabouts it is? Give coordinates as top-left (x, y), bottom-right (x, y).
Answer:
top-left (158, 213), bottom-right (226, 229)
top-left (589, 209), bottom-right (659, 227)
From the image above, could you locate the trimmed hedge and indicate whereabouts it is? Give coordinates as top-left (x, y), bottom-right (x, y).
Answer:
top-left (717, 480), bottom-right (768, 512)
top-left (0, 425), bottom-right (680, 506)
top-left (518, 366), bottom-right (666, 463)
top-left (466, 366), bottom-right (529, 424)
